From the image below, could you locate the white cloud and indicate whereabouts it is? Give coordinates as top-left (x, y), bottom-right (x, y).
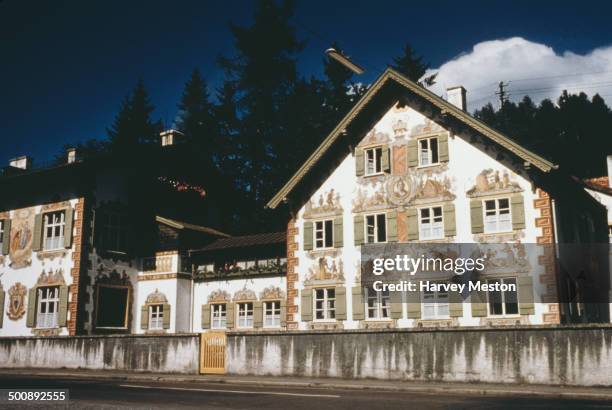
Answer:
top-left (424, 37), bottom-right (612, 112)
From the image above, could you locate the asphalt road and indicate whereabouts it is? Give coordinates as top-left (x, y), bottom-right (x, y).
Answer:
top-left (0, 376), bottom-right (611, 409)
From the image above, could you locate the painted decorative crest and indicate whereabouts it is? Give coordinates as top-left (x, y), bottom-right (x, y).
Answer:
top-left (467, 169), bottom-right (522, 197)
top-left (8, 282), bottom-right (27, 320)
top-left (145, 289), bottom-right (168, 304)
top-left (36, 269), bottom-right (66, 286)
top-left (208, 289), bottom-right (231, 303)
top-left (233, 288), bottom-right (257, 301)
top-left (260, 286), bottom-right (284, 300)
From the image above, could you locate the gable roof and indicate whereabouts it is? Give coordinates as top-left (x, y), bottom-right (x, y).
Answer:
top-left (267, 68), bottom-right (557, 209)
top-left (156, 216), bottom-right (230, 238)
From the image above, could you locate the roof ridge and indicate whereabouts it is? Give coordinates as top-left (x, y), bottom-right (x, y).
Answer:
top-left (266, 67), bottom-right (557, 209)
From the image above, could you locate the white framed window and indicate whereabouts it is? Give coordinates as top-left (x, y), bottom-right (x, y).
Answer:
top-left (418, 206), bottom-right (444, 240)
top-left (484, 198), bottom-right (511, 233)
top-left (365, 146), bottom-right (383, 175)
top-left (365, 213), bottom-right (387, 243)
top-left (487, 278), bottom-right (518, 316)
top-left (418, 137), bottom-right (439, 166)
top-left (211, 303), bottom-right (227, 329)
top-left (314, 288), bottom-right (336, 321)
top-left (422, 288), bottom-right (449, 319)
top-left (43, 211), bottom-right (65, 250)
top-left (149, 304), bottom-right (164, 330)
top-left (365, 288), bottom-right (390, 320)
top-left (264, 301), bottom-right (281, 327)
top-left (237, 302), bottom-right (254, 328)
top-left (314, 219), bottom-right (333, 249)
top-left (0, 220), bottom-right (4, 250)
top-left (36, 286), bottom-right (59, 329)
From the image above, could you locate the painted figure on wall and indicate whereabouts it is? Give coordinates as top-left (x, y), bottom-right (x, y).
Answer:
top-left (9, 208), bottom-right (35, 269)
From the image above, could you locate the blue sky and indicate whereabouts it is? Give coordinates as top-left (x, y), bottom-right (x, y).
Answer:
top-left (2, 0), bottom-right (612, 165)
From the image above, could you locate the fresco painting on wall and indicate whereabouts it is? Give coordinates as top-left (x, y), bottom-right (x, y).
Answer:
top-left (9, 207), bottom-right (35, 269)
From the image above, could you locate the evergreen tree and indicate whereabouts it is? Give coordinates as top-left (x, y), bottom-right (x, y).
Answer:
top-left (391, 43), bottom-right (437, 86)
top-left (176, 69), bottom-right (216, 162)
top-left (475, 91), bottom-right (612, 178)
top-left (218, 0), bottom-right (304, 230)
top-left (107, 79), bottom-right (161, 153)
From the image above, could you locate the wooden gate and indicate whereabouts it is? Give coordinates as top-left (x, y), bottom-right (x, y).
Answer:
top-left (200, 332), bottom-right (226, 374)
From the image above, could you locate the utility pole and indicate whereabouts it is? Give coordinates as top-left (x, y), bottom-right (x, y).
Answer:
top-left (495, 81), bottom-right (510, 109)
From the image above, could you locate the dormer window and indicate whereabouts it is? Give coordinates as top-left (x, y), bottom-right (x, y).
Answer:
top-left (365, 147), bottom-right (383, 175)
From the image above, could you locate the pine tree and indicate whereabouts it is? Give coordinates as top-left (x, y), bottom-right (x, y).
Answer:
top-left (391, 43), bottom-right (437, 86)
top-left (176, 69), bottom-right (216, 162)
top-left (219, 0), bottom-right (304, 230)
top-left (107, 79), bottom-right (161, 153)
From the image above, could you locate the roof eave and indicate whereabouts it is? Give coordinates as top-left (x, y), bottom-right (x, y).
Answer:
top-left (266, 67), bottom-right (558, 210)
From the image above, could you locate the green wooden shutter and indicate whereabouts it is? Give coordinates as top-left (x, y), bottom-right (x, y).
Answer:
top-left (470, 200), bottom-right (484, 234)
top-left (407, 139), bottom-right (418, 167)
top-left (162, 304), bottom-right (171, 329)
top-left (443, 203), bottom-right (456, 237)
top-left (300, 289), bottom-right (313, 322)
top-left (471, 289), bottom-right (488, 317)
top-left (381, 145), bottom-right (390, 173)
top-left (449, 289), bottom-right (463, 317)
top-left (386, 211), bottom-right (397, 242)
top-left (201, 304), bottom-right (211, 329)
top-left (333, 217), bottom-right (343, 248)
top-left (390, 290), bottom-right (403, 319)
top-left (511, 194), bottom-right (525, 230)
top-left (303, 221), bottom-right (313, 251)
top-left (355, 148), bottom-right (365, 177)
top-left (2, 219), bottom-right (11, 255)
top-left (140, 306), bottom-right (149, 329)
top-left (407, 285), bottom-right (421, 319)
top-left (438, 134), bottom-right (449, 163)
top-left (226, 303), bottom-right (235, 328)
top-left (58, 285), bottom-right (69, 327)
top-left (0, 289), bottom-right (4, 328)
top-left (26, 287), bottom-right (37, 327)
top-left (353, 215), bottom-right (364, 246)
top-left (63, 208), bottom-right (74, 249)
top-left (352, 286), bottom-right (364, 320)
top-left (254, 301), bottom-right (263, 328)
top-left (407, 208), bottom-right (418, 240)
top-left (335, 286), bottom-right (346, 320)
top-left (280, 300), bottom-right (287, 327)
top-left (32, 214), bottom-right (43, 252)
top-left (518, 276), bottom-right (535, 315)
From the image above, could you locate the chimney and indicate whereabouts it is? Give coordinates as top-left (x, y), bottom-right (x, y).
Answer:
top-left (9, 156), bottom-right (32, 170)
top-left (447, 86), bottom-right (467, 111)
top-left (67, 147), bottom-right (77, 164)
top-left (160, 129), bottom-right (184, 147)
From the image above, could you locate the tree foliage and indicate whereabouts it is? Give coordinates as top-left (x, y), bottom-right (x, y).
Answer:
top-left (474, 92), bottom-right (612, 177)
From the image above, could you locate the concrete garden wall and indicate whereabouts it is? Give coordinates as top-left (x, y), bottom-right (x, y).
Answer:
top-left (226, 324), bottom-right (612, 386)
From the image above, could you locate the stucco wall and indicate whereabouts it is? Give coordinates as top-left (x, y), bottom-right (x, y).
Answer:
top-left (226, 325), bottom-right (612, 386)
top-left (0, 334), bottom-right (199, 373)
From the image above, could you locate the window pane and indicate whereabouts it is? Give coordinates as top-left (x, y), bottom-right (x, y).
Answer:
top-left (374, 148), bottom-right (383, 173)
top-left (324, 220), bottom-right (333, 248)
top-left (485, 200), bottom-right (496, 210)
top-left (430, 138), bottom-right (439, 163)
top-left (498, 198), bottom-right (509, 209)
top-left (376, 214), bottom-right (386, 242)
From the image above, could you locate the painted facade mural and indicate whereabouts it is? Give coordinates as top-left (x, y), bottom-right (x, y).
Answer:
top-left (9, 207), bottom-right (35, 269)
top-left (290, 92), bottom-right (559, 331)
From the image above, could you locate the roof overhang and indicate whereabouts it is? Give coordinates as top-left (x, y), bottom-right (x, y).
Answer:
top-left (267, 68), bottom-right (557, 209)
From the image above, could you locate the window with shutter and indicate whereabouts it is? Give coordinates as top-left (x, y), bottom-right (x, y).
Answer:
top-left (418, 137), bottom-right (439, 166)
